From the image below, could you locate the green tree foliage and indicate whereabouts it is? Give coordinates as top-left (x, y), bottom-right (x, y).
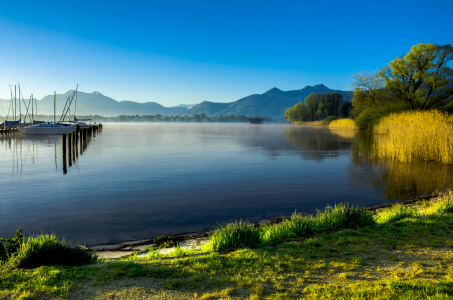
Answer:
top-left (284, 92), bottom-right (344, 122)
top-left (381, 43), bottom-right (453, 110)
top-left (340, 101), bottom-right (353, 117)
top-left (283, 102), bottom-right (310, 122)
top-left (352, 43), bottom-right (453, 113)
top-left (351, 71), bottom-right (391, 114)
top-left (354, 102), bottom-right (410, 129)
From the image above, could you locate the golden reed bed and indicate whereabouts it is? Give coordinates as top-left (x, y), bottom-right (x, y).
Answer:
top-left (328, 119), bottom-right (358, 130)
top-left (373, 110), bottom-right (453, 164)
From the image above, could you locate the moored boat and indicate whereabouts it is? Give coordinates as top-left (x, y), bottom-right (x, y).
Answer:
top-left (18, 123), bottom-right (75, 135)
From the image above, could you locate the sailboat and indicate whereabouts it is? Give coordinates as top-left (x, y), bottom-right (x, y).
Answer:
top-left (19, 86), bottom-right (78, 135)
top-left (19, 123), bottom-right (75, 135)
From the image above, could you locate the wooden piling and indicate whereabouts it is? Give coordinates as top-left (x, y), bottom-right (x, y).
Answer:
top-left (62, 134), bottom-right (67, 174)
top-left (62, 134), bottom-right (67, 155)
top-left (79, 131), bottom-right (83, 155)
top-left (68, 133), bottom-right (72, 166)
top-left (75, 126), bottom-right (79, 145)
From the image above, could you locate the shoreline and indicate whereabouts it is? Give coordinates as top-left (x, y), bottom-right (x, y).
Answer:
top-left (88, 190), bottom-right (446, 252)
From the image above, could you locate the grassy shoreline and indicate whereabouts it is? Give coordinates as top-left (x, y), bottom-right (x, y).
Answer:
top-left (1, 193), bottom-right (453, 299)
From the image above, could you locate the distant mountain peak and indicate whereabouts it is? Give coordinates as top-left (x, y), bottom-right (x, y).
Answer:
top-left (91, 91), bottom-right (102, 96)
top-left (263, 87), bottom-right (283, 96)
top-left (267, 87), bottom-right (281, 92)
top-left (313, 83), bottom-right (327, 88)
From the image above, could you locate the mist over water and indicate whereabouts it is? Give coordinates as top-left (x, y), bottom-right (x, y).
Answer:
top-left (0, 123), bottom-right (451, 246)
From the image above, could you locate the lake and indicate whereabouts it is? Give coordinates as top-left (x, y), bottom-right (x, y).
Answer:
top-left (1, 123), bottom-right (451, 246)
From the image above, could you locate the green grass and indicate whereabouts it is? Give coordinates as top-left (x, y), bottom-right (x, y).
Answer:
top-left (1, 233), bottom-right (96, 269)
top-left (2, 213), bottom-right (453, 299)
top-left (376, 204), bottom-right (419, 223)
top-left (209, 204), bottom-right (376, 251)
top-left (433, 197), bottom-right (453, 213)
top-left (2, 195), bottom-right (453, 299)
top-left (208, 220), bottom-right (262, 251)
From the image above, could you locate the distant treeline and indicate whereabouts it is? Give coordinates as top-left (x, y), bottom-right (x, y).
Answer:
top-left (0, 113), bottom-right (279, 123)
top-left (284, 92), bottom-right (352, 122)
top-left (284, 43), bottom-right (453, 128)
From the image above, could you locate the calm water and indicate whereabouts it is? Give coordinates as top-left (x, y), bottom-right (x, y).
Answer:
top-left (1, 123), bottom-right (452, 246)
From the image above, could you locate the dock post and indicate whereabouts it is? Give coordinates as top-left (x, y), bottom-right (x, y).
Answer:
top-left (75, 126), bottom-right (79, 145)
top-left (68, 133), bottom-right (72, 167)
top-left (62, 134), bottom-right (67, 174)
top-left (79, 131), bottom-right (83, 155)
top-left (62, 134), bottom-right (67, 156)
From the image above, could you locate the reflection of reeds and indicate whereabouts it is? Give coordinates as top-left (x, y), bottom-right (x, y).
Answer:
top-left (373, 110), bottom-right (453, 164)
top-left (294, 121), bottom-right (325, 126)
top-left (346, 131), bottom-right (453, 200)
top-left (379, 159), bottom-right (453, 200)
top-left (329, 119), bottom-right (358, 130)
top-left (329, 129), bottom-right (358, 139)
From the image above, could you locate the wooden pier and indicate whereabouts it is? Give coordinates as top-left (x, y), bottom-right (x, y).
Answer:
top-left (0, 128), bottom-right (20, 135)
top-left (61, 124), bottom-right (102, 175)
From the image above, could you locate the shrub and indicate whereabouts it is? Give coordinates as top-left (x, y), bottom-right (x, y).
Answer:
top-left (9, 234), bottom-right (97, 269)
top-left (322, 116), bottom-right (338, 124)
top-left (208, 221), bottom-right (262, 251)
top-left (354, 103), bottom-right (410, 129)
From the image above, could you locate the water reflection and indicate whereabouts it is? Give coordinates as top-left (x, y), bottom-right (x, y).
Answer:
top-left (283, 126), bottom-right (350, 161)
top-left (329, 129), bottom-right (453, 200)
top-left (1, 124), bottom-right (452, 246)
top-left (0, 131), bottom-right (95, 177)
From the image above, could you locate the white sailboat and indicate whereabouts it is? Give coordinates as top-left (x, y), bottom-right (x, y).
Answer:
top-left (19, 123), bottom-right (75, 135)
top-left (19, 86), bottom-right (78, 135)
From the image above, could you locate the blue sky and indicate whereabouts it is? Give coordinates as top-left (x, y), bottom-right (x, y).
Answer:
top-left (0, 0), bottom-right (452, 106)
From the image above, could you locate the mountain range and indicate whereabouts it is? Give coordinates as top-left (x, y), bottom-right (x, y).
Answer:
top-left (185, 84), bottom-right (353, 118)
top-left (0, 84), bottom-right (352, 119)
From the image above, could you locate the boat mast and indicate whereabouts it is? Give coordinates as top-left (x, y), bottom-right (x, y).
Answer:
top-left (18, 84), bottom-right (21, 126)
top-left (9, 85), bottom-right (12, 120)
top-left (54, 91), bottom-right (56, 124)
top-left (74, 84), bottom-right (78, 124)
top-left (14, 85), bottom-right (16, 121)
top-left (31, 94), bottom-right (33, 122)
